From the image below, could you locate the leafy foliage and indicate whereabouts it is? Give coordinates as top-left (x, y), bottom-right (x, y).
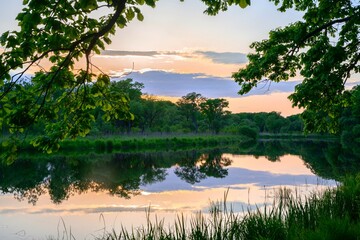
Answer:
top-left (177, 92), bottom-right (206, 133)
top-left (233, 0), bottom-right (359, 133)
top-left (199, 0), bottom-right (251, 15)
top-left (200, 98), bottom-right (230, 134)
top-left (0, 0), bottom-right (152, 162)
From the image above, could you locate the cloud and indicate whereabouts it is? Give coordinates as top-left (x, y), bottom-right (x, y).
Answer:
top-left (114, 70), bottom-right (239, 97)
top-left (109, 68), bottom-right (174, 77)
top-left (114, 70), bottom-right (300, 98)
top-left (196, 51), bottom-right (248, 64)
top-left (100, 50), bottom-right (248, 65)
top-left (101, 50), bottom-right (159, 57)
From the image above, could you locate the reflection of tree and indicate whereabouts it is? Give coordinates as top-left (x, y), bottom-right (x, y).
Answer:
top-left (88, 153), bottom-right (168, 199)
top-left (298, 142), bottom-right (360, 181)
top-left (174, 149), bottom-right (232, 184)
top-left (238, 140), bottom-right (360, 181)
top-left (0, 150), bottom-right (231, 204)
top-left (262, 141), bottom-right (287, 162)
top-left (0, 153), bottom-right (168, 204)
top-left (175, 167), bottom-right (206, 185)
top-left (174, 150), bottom-right (206, 184)
top-left (0, 159), bottom-right (48, 205)
top-left (198, 152), bottom-right (232, 178)
top-left (234, 141), bottom-right (287, 161)
top-left (1, 141), bottom-right (359, 205)
top-left (47, 159), bottom-right (88, 204)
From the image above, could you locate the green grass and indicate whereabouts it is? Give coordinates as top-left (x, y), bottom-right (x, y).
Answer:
top-left (88, 175), bottom-right (360, 240)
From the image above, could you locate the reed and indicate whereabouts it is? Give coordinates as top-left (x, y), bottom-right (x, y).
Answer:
top-left (92, 174), bottom-right (360, 240)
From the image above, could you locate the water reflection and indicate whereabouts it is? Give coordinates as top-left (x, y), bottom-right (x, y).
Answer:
top-left (0, 150), bottom-right (232, 204)
top-left (0, 140), bottom-right (359, 205)
top-left (174, 149), bottom-right (232, 184)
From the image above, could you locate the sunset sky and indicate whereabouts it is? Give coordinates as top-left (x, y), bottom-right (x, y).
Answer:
top-left (0, 1), bottom-right (316, 116)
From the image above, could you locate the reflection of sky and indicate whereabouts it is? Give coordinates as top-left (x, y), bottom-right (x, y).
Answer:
top-left (0, 153), bottom-right (336, 239)
top-left (141, 167), bottom-right (321, 193)
top-left (141, 154), bottom-right (334, 193)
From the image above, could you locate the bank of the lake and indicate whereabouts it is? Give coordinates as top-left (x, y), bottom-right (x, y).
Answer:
top-left (2, 132), bottom-right (338, 156)
top-left (2, 134), bottom-right (254, 156)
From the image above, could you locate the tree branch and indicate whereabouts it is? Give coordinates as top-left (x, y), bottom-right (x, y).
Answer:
top-left (300, 16), bottom-right (354, 45)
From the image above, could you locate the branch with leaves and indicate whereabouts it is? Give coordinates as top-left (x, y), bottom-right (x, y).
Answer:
top-left (233, 0), bottom-right (359, 133)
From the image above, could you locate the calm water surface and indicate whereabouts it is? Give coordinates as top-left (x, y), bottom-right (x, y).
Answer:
top-left (0, 140), bottom-right (358, 239)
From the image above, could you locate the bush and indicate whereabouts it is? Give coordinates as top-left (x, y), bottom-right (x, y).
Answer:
top-left (238, 126), bottom-right (259, 140)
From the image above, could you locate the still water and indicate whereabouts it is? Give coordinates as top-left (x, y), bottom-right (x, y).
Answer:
top-left (0, 140), bottom-right (358, 239)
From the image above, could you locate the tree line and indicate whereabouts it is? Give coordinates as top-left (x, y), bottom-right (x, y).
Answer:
top-left (91, 79), bottom-right (305, 137)
top-left (1, 78), bottom-right (305, 140)
top-left (85, 79), bottom-right (360, 148)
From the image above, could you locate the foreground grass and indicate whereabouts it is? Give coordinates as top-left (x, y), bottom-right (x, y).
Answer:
top-left (89, 175), bottom-right (360, 240)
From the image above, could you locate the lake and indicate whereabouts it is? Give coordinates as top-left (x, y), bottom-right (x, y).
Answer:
top-left (0, 140), bottom-right (358, 239)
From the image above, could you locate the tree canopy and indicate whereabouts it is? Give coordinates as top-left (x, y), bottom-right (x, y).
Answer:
top-left (233, 0), bottom-right (359, 133)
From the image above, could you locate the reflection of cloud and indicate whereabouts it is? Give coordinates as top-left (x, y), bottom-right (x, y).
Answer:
top-left (0, 204), bottom-right (189, 215)
top-left (197, 168), bottom-right (333, 188)
top-left (141, 167), bottom-right (335, 193)
top-left (201, 201), bottom-right (259, 214)
top-left (196, 51), bottom-right (248, 64)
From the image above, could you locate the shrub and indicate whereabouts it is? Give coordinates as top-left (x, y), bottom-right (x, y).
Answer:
top-left (238, 126), bottom-right (259, 140)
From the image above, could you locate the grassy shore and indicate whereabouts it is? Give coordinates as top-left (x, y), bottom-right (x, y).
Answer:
top-left (83, 175), bottom-right (360, 240)
top-left (258, 132), bottom-right (338, 141)
top-left (1, 132), bottom-right (338, 156)
top-left (12, 134), bottom-right (251, 154)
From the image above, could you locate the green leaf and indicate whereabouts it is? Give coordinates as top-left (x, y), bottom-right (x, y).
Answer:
top-left (79, 0), bottom-right (97, 11)
top-left (116, 16), bottom-right (127, 28)
top-left (0, 31), bottom-right (9, 45)
top-left (145, 0), bottom-right (156, 8)
top-left (137, 12), bottom-right (144, 21)
top-left (239, 0), bottom-right (249, 8)
top-left (126, 8), bottom-right (135, 21)
top-left (2, 140), bottom-right (9, 147)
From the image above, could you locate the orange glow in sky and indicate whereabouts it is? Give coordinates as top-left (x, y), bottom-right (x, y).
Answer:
top-left (158, 93), bottom-right (303, 116)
